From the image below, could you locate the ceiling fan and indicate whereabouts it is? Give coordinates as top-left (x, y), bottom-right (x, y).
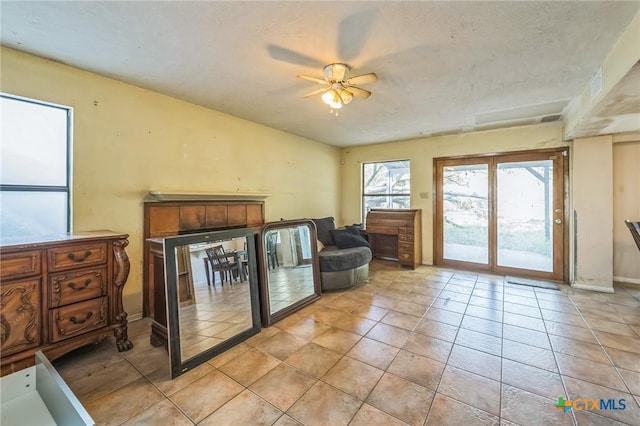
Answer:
top-left (297, 63), bottom-right (377, 110)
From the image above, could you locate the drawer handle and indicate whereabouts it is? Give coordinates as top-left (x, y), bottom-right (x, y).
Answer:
top-left (69, 312), bottom-right (93, 324)
top-left (68, 279), bottom-right (91, 290)
top-left (68, 251), bottom-right (92, 262)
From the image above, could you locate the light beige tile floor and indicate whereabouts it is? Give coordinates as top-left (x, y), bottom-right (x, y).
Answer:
top-left (53, 260), bottom-right (640, 425)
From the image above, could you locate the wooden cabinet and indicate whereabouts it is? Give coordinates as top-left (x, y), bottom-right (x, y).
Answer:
top-left (143, 198), bottom-right (265, 317)
top-left (366, 209), bottom-right (422, 269)
top-left (0, 278), bottom-right (41, 357)
top-left (0, 232), bottom-right (132, 375)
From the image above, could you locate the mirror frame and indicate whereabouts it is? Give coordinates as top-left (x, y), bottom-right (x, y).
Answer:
top-left (258, 219), bottom-right (322, 326)
top-left (163, 228), bottom-right (261, 379)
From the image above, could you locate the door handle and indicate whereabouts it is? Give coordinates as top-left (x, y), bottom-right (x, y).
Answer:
top-left (554, 219), bottom-right (562, 224)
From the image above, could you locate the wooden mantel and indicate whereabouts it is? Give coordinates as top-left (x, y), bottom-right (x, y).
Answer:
top-left (144, 191), bottom-right (270, 202)
top-left (142, 193), bottom-right (266, 317)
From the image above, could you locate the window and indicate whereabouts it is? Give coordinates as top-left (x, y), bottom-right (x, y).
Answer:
top-left (362, 160), bottom-right (410, 222)
top-left (1, 94), bottom-right (71, 240)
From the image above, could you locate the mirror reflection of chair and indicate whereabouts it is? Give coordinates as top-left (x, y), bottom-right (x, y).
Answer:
top-left (205, 246), bottom-right (241, 286)
top-left (266, 231), bottom-right (280, 270)
top-left (625, 220), bottom-right (640, 253)
top-left (241, 241), bottom-right (249, 277)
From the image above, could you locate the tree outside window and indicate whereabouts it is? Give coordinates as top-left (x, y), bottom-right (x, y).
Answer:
top-left (362, 160), bottom-right (410, 223)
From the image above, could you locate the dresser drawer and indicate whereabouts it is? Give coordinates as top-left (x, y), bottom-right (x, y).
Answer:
top-left (399, 242), bottom-right (414, 252)
top-left (0, 250), bottom-right (41, 281)
top-left (398, 227), bottom-right (414, 235)
top-left (399, 250), bottom-right (413, 259)
top-left (49, 297), bottom-right (107, 343)
top-left (398, 233), bottom-right (414, 242)
top-left (49, 267), bottom-right (107, 308)
top-left (48, 243), bottom-right (107, 272)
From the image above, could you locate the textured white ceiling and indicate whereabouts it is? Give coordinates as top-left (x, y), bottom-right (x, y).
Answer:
top-left (1, 1), bottom-right (639, 147)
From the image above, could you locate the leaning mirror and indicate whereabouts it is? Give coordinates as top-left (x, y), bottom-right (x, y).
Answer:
top-left (163, 228), bottom-right (261, 378)
top-left (258, 219), bottom-right (322, 325)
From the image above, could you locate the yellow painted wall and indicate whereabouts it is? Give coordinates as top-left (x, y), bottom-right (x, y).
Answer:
top-left (0, 47), bottom-right (341, 316)
top-left (572, 135), bottom-right (614, 292)
top-left (613, 140), bottom-right (640, 282)
top-left (339, 123), bottom-right (567, 265)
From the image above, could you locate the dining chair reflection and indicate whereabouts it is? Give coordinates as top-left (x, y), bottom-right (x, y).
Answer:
top-left (205, 246), bottom-right (242, 286)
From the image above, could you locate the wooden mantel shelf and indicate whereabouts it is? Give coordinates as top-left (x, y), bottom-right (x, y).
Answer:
top-left (144, 191), bottom-right (270, 202)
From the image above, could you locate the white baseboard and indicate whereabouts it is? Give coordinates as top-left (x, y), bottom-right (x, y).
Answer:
top-left (571, 282), bottom-right (616, 293)
top-left (128, 312), bottom-right (143, 322)
top-left (613, 276), bottom-right (640, 285)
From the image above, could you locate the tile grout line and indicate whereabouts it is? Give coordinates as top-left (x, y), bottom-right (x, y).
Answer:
top-left (266, 266), bottom-right (410, 426)
top-left (422, 272), bottom-right (487, 425)
top-left (369, 268), bottom-right (446, 426)
top-left (420, 271), bottom-right (452, 425)
top-left (115, 354), bottom-right (197, 425)
top-left (77, 264), bottom-right (640, 426)
top-left (564, 291), bottom-right (640, 408)
top-left (532, 285), bottom-right (578, 426)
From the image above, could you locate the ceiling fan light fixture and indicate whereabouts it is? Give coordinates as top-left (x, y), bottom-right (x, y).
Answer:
top-left (324, 63), bottom-right (349, 82)
top-left (322, 89), bottom-right (343, 108)
top-left (300, 62), bottom-right (375, 111)
top-left (339, 89), bottom-right (353, 105)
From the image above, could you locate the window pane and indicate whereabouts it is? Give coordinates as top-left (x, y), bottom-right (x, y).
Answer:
top-left (363, 195), bottom-right (410, 220)
top-left (443, 164), bottom-right (489, 264)
top-left (1, 96), bottom-right (68, 186)
top-left (363, 160), bottom-right (410, 195)
top-left (497, 160), bottom-right (553, 272)
top-left (0, 191), bottom-right (68, 239)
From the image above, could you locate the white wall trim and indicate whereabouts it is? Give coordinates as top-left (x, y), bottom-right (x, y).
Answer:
top-left (571, 282), bottom-right (616, 293)
top-left (613, 276), bottom-right (640, 285)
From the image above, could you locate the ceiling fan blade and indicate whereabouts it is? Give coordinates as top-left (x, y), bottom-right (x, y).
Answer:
top-left (267, 44), bottom-right (325, 68)
top-left (337, 10), bottom-right (377, 61)
top-left (297, 74), bottom-right (329, 85)
top-left (347, 73), bottom-right (378, 85)
top-left (303, 87), bottom-right (328, 98)
top-left (345, 86), bottom-right (371, 99)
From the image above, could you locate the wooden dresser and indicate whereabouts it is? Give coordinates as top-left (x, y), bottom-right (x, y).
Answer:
top-left (366, 209), bottom-right (422, 269)
top-left (0, 231), bottom-right (132, 375)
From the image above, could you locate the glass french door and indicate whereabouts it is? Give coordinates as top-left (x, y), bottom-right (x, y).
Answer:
top-left (435, 149), bottom-right (567, 281)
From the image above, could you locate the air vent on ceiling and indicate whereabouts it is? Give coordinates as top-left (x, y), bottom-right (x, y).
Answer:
top-left (474, 100), bottom-right (569, 127)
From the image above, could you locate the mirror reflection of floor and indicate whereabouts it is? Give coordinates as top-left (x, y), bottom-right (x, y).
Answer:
top-left (267, 265), bottom-right (314, 314)
top-left (178, 278), bottom-right (252, 361)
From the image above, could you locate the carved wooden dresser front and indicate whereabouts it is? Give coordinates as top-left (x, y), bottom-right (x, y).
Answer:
top-left (0, 231), bottom-right (133, 375)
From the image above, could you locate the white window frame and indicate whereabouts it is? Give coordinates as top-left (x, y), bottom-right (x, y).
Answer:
top-left (362, 159), bottom-right (411, 223)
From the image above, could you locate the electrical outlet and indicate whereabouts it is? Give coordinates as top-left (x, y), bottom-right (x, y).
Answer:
top-left (419, 192), bottom-right (429, 199)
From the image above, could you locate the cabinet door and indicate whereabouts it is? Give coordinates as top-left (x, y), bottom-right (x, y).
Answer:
top-left (1, 279), bottom-right (41, 356)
